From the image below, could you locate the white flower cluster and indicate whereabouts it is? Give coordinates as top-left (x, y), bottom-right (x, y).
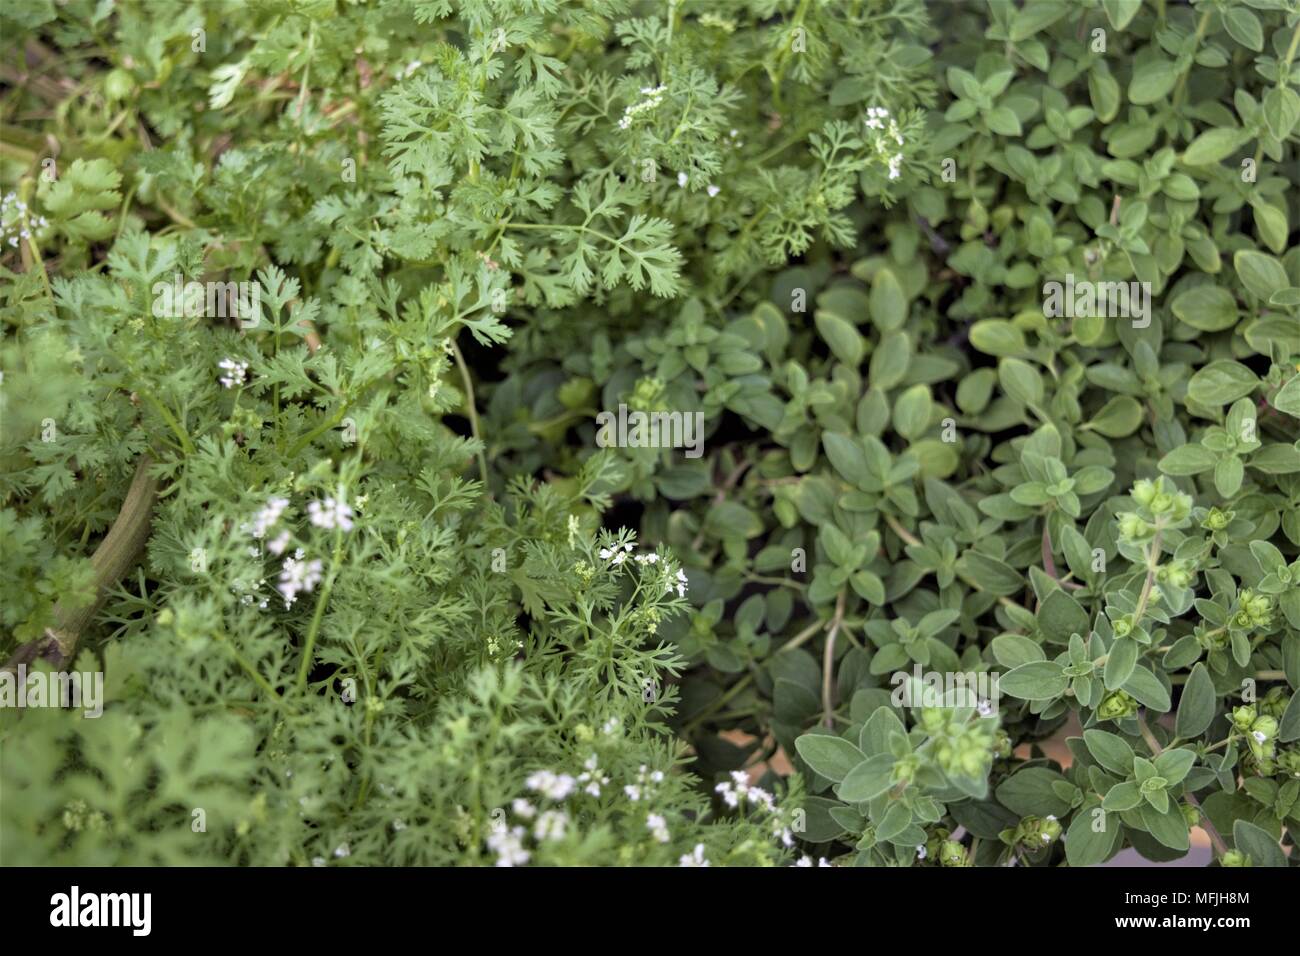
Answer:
top-left (245, 496), bottom-right (289, 539)
top-left (1, 191), bottom-right (48, 248)
top-left (795, 855), bottom-right (832, 867)
top-left (623, 763), bottom-right (666, 802)
top-left (218, 357), bottom-right (249, 389)
top-left (577, 753), bottom-right (610, 797)
top-left (308, 495), bottom-right (355, 532)
top-left (279, 548), bottom-right (323, 607)
top-left (716, 769), bottom-right (803, 849)
top-left (618, 84), bottom-right (666, 130)
top-left (494, 765), bottom-right (599, 865)
top-left (599, 541), bottom-right (635, 565)
top-left (863, 106), bottom-right (905, 180)
top-left (715, 769), bottom-right (777, 812)
top-left (487, 826), bottom-right (530, 867)
top-left (485, 799), bottom-right (573, 867)
top-left (646, 812), bottom-right (670, 844)
top-left (525, 769), bottom-right (577, 800)
top-left (596, 541), bottom-right (688, 598)
top-left (231, 574), bottom-right (270, 609)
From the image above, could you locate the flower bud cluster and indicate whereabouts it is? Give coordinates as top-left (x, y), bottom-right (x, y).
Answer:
top-left (918, 707), bottom-right (998, 779)
top-left (1097, 689), bottom-right (1138, 721)
top-left (1230, 589), bottom-right (1273, 630)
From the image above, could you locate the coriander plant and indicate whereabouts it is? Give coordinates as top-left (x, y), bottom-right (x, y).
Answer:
top-left (1, 0), bottom-right (1299, 869)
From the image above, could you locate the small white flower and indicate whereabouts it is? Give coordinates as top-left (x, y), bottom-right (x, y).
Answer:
top-left (333, 842), bottom-right (350, 858)
top-left (679, 843), bottom-right (710, 867)
top-left (625, 784), bottom-right (642, 802)
top-left (308, 496), bottom-right (354, 532)
top-left (268, 530), bottom-right (290, 555)
top-left (512, 799), bottom-right (536, 819)
top-left (677, 171), bottom-right (688, 188)
top-left (1252, 730), bottom-right (1268, 744)
top-left (706, 185), bottom-right (720, 197)
top-left (311, 857), bottom-right (326, 867)
top-left (576, 756), bottom-right (610, 797)
top-left (646, 813), bottom-right (670, 843)
top-left (917, 844), bottom-right (927, 860)
top-left (535, 809), bottom-right (568, 841)
top-left (218, 357), bottom-right (249, 389)
top-left (888, 154), bottom-right (903, 180)
top-left (392, 819), bottom-right (406, 832)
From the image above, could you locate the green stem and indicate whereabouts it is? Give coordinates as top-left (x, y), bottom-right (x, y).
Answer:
top-left (821, 590), bottom-right (847, 728)
top-left (1171, 9), bottom-right (1213, 108)
top-left (288, 404), bottom-right (349, 457)
top-left (137, 388), bottom-right (195, 455)
top-left (214, 630), bottom-right (285, 707)
top-left (1131, 528), bottom-right (1164, 626)
top-left (450, 339), bottom-right (489, 489)
top-left (883, 512), bottom-right (921, 548)
top-left (296, 531), bottom-right (346, 689)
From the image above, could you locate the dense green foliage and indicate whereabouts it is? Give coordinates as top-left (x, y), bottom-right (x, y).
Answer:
top-left (2, 0), bottom-right (1299, 868)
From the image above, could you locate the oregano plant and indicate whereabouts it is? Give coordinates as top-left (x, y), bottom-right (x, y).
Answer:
top-left (1, 0), bottom-right (1298, 871)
